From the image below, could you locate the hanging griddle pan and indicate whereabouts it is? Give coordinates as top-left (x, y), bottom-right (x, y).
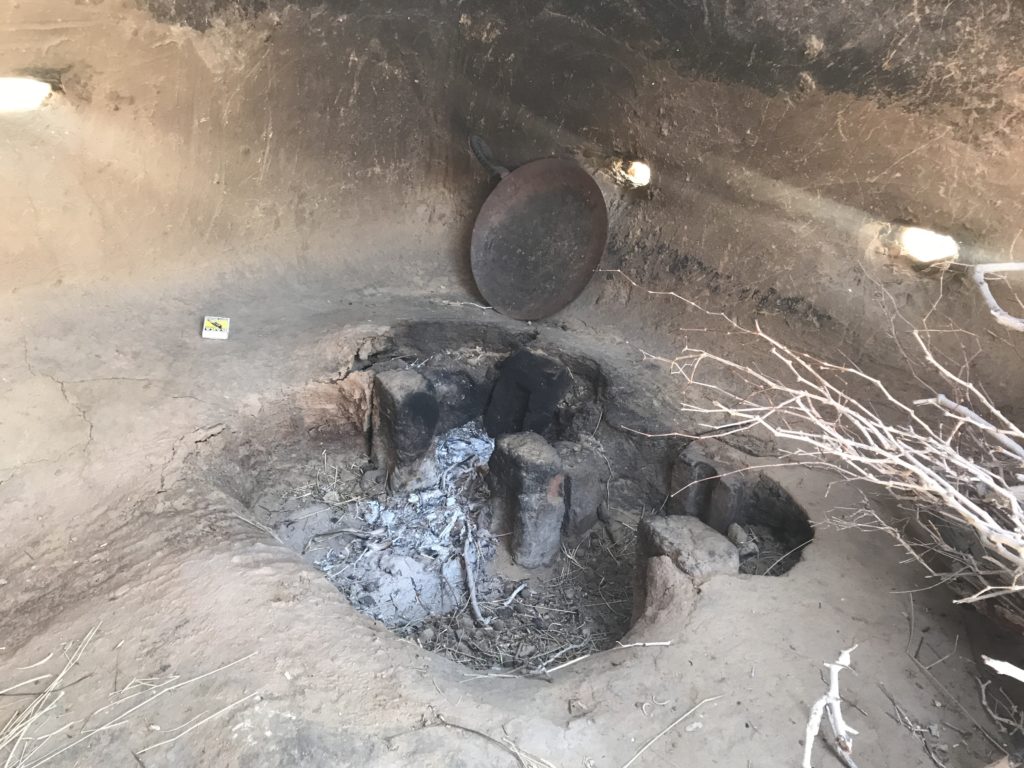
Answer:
top-left (468, 135), bottom-right (609, 321)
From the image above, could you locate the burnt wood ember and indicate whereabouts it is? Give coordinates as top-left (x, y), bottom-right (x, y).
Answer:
top-left (483, 349), bottom-right (570, 438)
top-left (423, 367), bottom-right (489, 433)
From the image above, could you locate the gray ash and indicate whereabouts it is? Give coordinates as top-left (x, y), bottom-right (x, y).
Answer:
top-left (310, 420), bottom-right (635, 672)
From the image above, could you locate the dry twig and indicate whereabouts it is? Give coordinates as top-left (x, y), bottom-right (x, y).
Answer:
top-left (1, 634), bottom-right (257, 768)
top-left (427, 712), bottom-right (557, 768)
top-left (1, 625), bottom-right (101, 767)
top-left (136, 693), bottom-right (259, 755)
top-left (462, 514), bottom-right (490, 627)
top-left (803, 645), bottom-right (859, 768)
top-left (983, 656), bottom-right (1024, 685)
top-left (620, 696), bottom-right (721, 768)
top-left (606, 268), bottom-right (1024, 624)
top-left (972, 263), bottom-right (1024, 333)
top-left (878, 683), bottom-right (948, 768)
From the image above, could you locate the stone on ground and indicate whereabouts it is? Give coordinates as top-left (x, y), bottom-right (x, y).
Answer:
top-left (667, 449), bottom-right (719, 518)
top-left (728, 522), bottom-right (760, 559)
top-left (669, 445), bottom-right (752, 534)
top-left (638, 515), bottom-right (739, 582)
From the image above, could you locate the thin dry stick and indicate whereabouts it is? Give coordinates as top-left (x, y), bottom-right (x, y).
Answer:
top-left (462, 516), bottom-right (490, 627)
top-left (432, 713), bottom-right (556, 768)
top-left (0, 677), bottom-right (52, 697)
top-left (908, 655), bottom-right (1006, 754)
top-left (915, 395), bottom-right (1024, 460)
top-left (923, 636), bottom-right (959, 671)
top-left (878, 684), bottom-right (947, 768)
top-left (84, 652), bottom-right (257, 734)
top-left (905, 594), bottom-right (916, 656)
top-left (2, 624), bottom-right (101, 767)
top-left (501, 583), bottom-right (528, 607)
top-left (537, 641), bottom-right (674, 677)
top-left (14, 655), bottom-right (54, 672)
top-left (615, 641), bottom-right (673, 649)
top-left (972, 263), bottom-right (1024, 333)
top-left (136, 692), bottom-right (258, 754)
top-left (19, 652), bottom-right (257, 768)
top-left (762, 540), bottom-right (814, 575)
top-left (620, 696), bottom-right (721, 768)
top-left (231, 512), bottom-right (284, 545)
top-left (977, 679), bottom-right (1024, 737)
top-left (541, 655), bottom-right (592, 676)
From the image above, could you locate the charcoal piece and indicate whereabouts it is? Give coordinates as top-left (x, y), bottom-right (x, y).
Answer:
top-left (423, 368), bottom-right (488, 432)
top-left (483, 349), bottom-right (570, 438)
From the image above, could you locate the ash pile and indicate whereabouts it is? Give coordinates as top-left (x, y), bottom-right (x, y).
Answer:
top-left (314, 421), bottom-right (496, 626)
top-left (312, 349), bottom-right (633, 673)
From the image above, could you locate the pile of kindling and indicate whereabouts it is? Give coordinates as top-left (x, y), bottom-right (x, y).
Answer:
top-left (653, 316), bottom-right (1024, 627)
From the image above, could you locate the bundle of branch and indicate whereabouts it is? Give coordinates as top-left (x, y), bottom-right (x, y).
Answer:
top-left (647, 314), bottom-right (1024, 629)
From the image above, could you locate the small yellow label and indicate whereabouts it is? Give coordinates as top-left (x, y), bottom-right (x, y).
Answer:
top-left (202, 316), bottom-right (230, 340)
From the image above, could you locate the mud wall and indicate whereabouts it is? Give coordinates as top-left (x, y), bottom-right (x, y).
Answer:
top-left (2, 0), bottom-right (1023, 400)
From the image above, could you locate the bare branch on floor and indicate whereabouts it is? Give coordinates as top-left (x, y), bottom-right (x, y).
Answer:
top-left (802, 645), bottom-right (859, 768)
top-left (906, 654), bottom-right (1006, 755)
top-left (972, 263), bottom-right (1024, 333)
top-left (978, 678), bottom-right (1024, 737)
top-left (983, 656), bottom-right (1024, 685)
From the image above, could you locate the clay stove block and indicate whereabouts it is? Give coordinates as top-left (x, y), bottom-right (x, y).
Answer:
top-left (488, 432), bottom-right (565, 568)
top-left (371, 369), bottom-right (440, 489)
top-left (638, 515), bottom-right (739, 582)
top-left (555, 440), bottom-right (608, 545)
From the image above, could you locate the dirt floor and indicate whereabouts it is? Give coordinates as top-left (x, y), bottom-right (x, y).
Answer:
top-left (3, 0), bottom-right (1024, 766)
top-left (0, 270), bottom-right (1019, 767)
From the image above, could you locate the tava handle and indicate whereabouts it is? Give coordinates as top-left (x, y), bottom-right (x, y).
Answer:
top-left (469, 135), bottom-right (510, 179)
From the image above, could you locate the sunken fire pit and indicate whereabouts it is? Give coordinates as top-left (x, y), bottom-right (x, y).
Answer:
top-left (204, 321), bottom-right (814, 673)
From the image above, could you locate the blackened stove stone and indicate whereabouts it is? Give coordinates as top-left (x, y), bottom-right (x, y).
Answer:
top-left (371, 369), bottom-right (440, 477)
